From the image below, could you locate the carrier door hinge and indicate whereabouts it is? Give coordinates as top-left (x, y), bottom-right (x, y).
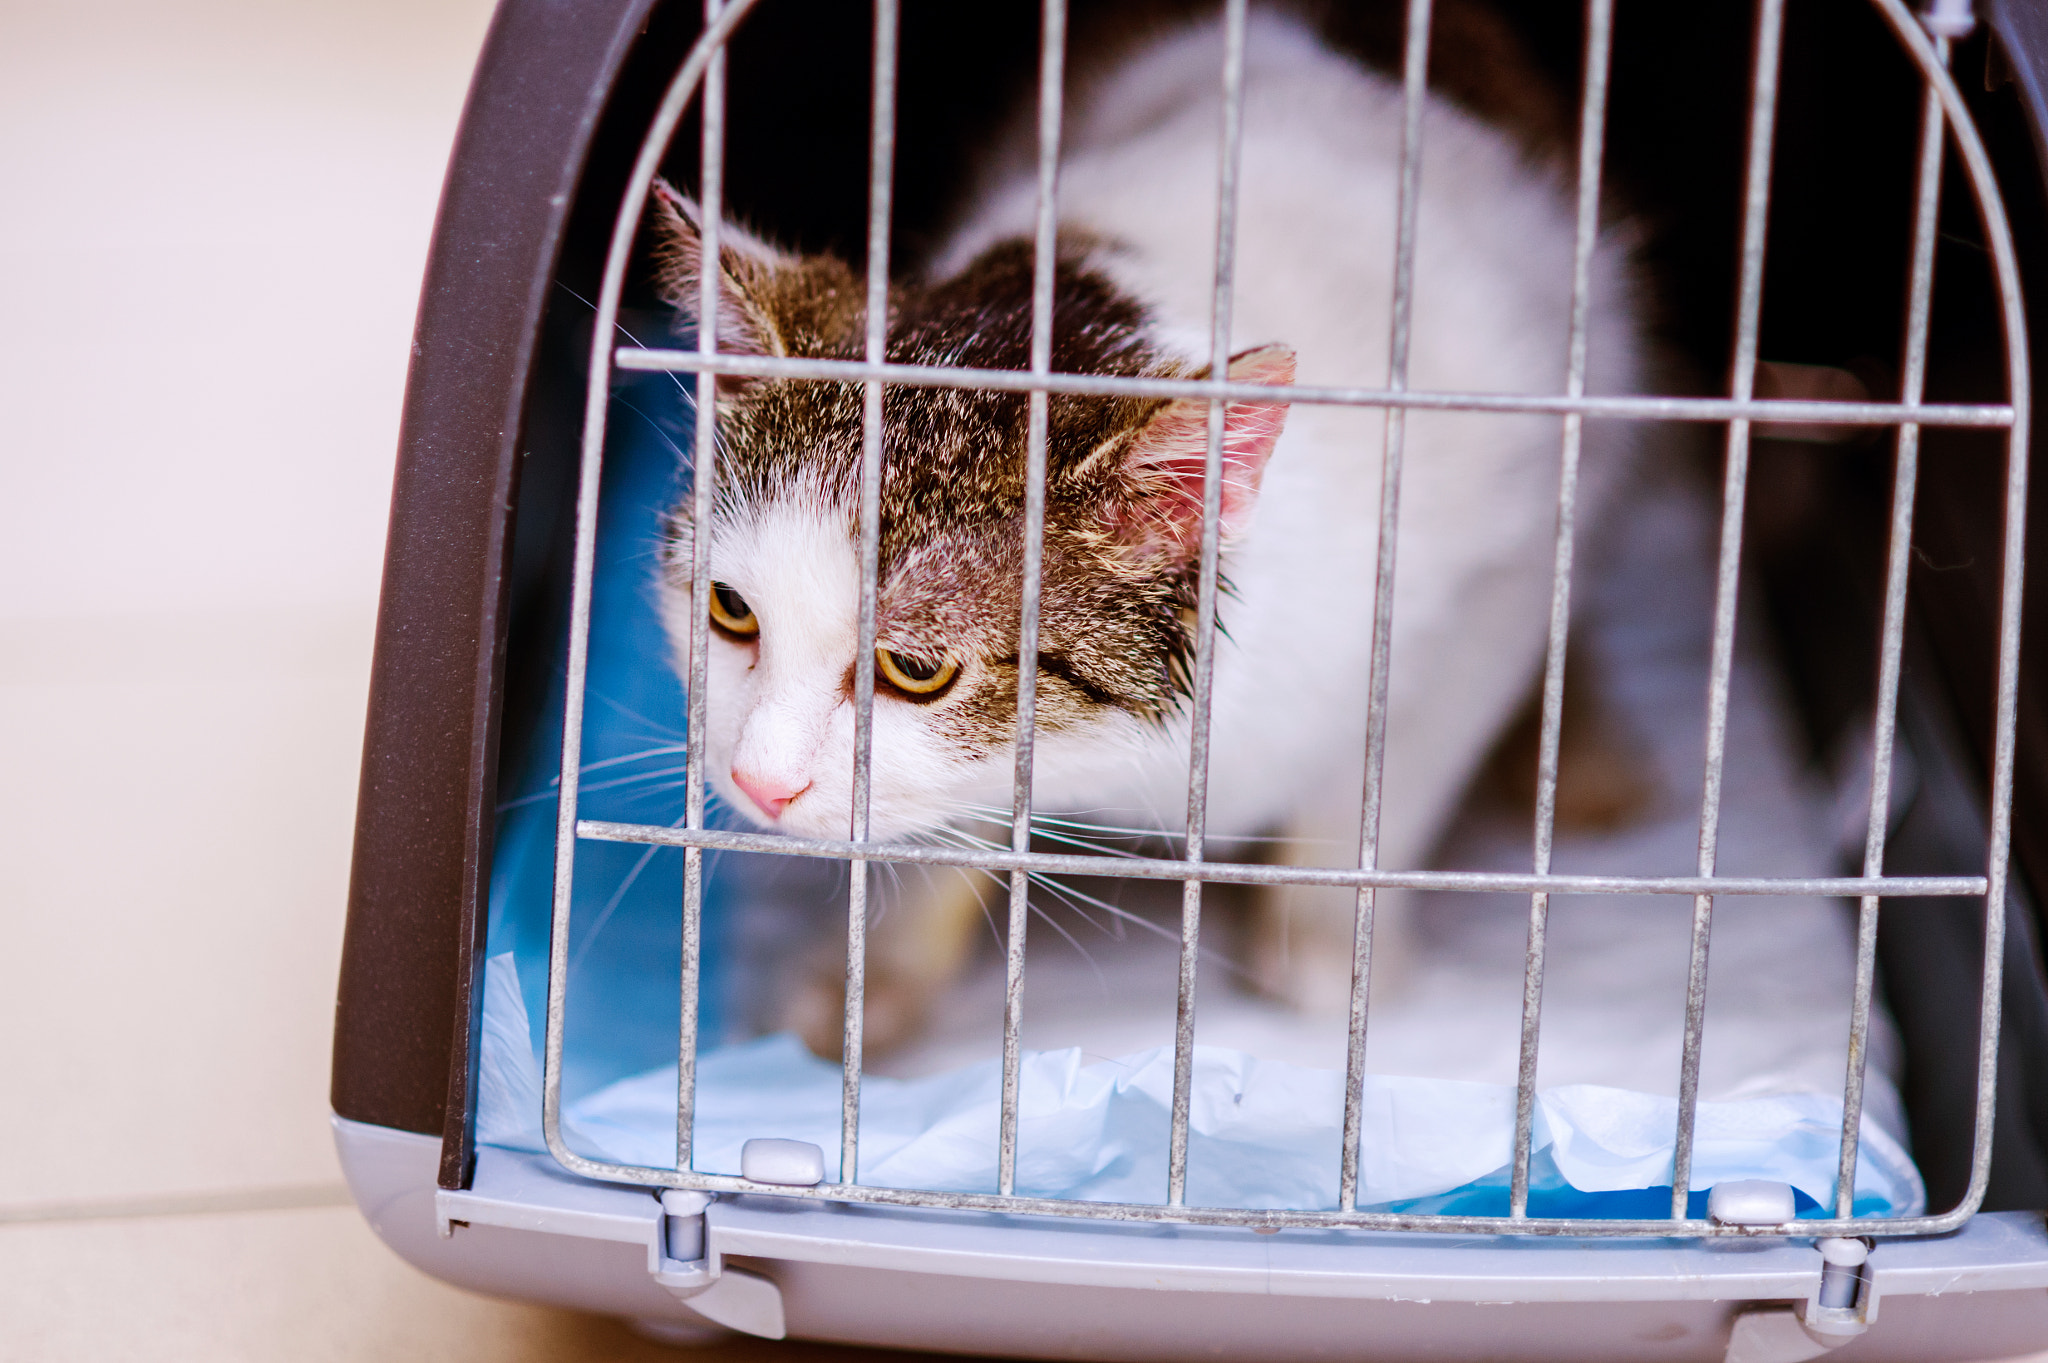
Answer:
top-left (651, 1190), bottom-right (787, 1340)
top-left (1801, 1237), bottom-right (1877, 1337)
top-left (433, 1175), bottom-right (786, 1340)
top-left (1723, 1239), bottom-right (1877, 1363)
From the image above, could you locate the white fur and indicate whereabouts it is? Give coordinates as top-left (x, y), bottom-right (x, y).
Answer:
top-left (678, 11), bottom-right (1646, 1001)
top-left (944, 12), bottom-right (1642, 836)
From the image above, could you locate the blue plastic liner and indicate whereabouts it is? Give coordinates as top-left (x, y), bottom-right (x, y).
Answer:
top-left (486, 358), bottom-right (744, 1106)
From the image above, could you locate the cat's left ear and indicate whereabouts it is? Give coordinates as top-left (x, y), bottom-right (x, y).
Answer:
top-left (645, 178), bottom-right (792, 359)
top-left (1101, 345), bottom-right (1295, 561)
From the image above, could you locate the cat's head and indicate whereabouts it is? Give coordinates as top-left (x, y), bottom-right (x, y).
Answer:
top-left (647, 184), bottom-right (1293, 840)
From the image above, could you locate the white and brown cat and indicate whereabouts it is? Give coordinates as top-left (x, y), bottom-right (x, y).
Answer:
top-left (650, 3), bottom-right (1649, 1052)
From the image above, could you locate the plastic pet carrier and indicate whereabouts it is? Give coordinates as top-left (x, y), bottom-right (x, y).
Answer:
top-left (334, 0), bottom-right (2048, 1356)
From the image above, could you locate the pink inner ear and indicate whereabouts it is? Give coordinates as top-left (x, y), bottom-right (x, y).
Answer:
top-left (1120, 345), bottom-right (1296, 557)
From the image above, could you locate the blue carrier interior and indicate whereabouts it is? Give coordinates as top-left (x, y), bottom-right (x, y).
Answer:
top-left (488, 349), bottom-right (747, 1101)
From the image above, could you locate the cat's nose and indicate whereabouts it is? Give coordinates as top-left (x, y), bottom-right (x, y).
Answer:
top-left (731, 765), bottom-right (810, 820)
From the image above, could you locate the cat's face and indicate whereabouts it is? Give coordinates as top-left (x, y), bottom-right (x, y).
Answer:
top-left (648, 186), bottom-right (1292, 839)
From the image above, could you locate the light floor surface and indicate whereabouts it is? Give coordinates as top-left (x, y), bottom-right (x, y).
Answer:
top-left (0, 1), bottom-right (2043, 1361)
top-left (1, 1203), bottom-right (984, 1363)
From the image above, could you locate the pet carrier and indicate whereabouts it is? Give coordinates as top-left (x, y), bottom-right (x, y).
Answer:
top-left (334, 0), bottom-right (2048, 1356)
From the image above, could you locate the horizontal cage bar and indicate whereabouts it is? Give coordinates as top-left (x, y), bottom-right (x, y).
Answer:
top-left (576, 818), bottom-right (1986, 897)
top-left (614, 346), bottom-right (2016, 428)
top-left (530, 1148), bottom-right (1978, 1240)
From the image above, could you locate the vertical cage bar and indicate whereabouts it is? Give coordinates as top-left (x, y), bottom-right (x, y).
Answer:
top-left (1509, 0), bottom-right (1613, 1220)
top-left (1672, 0), bottom-right (1787, 1220)
top-left (1338, 0), bottom-right (1432, 1214)
top-left (1939, 11), bottom-right (2028, 1221)
top-left (998, 0), bottom-right (1066, 1200)
top-left (1168, 0), bottom-right (1250, 1208)
top-left (544, 315), bottom-right (611, 1164)
top-left (1835, 36), bottom-right (1948, 1219)
top-left (676, 0), bottom-right (730, 1172)
top-left (542, 0), bottom-right (755, 1172)
top-left (1863, 0), bottom-right (2031, 1228)
top-left (842, 0), bottom-right (900, 1188)
top-left (1970, 393), bottom-right (2027, 1214)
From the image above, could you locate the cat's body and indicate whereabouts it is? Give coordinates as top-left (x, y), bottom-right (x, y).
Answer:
top-left (655, 6), bottom-right (1648, 1038)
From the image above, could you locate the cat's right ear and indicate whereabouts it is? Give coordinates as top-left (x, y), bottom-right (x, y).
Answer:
top-left (646, 179), bottom-right (791, 360)
top-left (1091, 345), bottom-right (1295, 565)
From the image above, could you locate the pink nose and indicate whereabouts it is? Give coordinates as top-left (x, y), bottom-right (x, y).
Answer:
top-left (731, 767), bottom-right (808, 820)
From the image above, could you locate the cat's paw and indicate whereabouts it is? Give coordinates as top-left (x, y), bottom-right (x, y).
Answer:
top-left (781, 963), bottom-right (931, 1061)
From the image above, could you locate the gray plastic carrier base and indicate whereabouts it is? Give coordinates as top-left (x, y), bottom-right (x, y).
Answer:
top-left (336, 1114), bottom-right (2048, 1361)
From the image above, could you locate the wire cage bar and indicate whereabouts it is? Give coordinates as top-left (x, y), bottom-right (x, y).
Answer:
top-left (995, 0), bottom-right (1069, 1206)
top-left (537, 0), bottom-right (2033, 1241)
top-left (1832, 27), bottom-right (1956, 1224)
top-left (674, 0), bottom-right (728, 1179)
top-left (1508, 0), bottom-right (1616, 1224)
top-left (1670, 0), bottom-right (1788, 1221)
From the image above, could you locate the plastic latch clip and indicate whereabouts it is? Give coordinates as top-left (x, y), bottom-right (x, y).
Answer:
top-left (1708, 1179), bottom-right (1797, 1227)
top-left (742, 1137), bottom-right (827, 1186)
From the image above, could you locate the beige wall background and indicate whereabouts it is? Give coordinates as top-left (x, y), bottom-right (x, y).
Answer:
top-left (0, 2), bottom-right (933, 1357)
top-left (1, 0), bottom-right (481, 1206)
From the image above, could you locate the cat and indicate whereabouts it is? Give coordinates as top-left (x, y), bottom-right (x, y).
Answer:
top-left (649, 3), bottom-right (1649, 1053)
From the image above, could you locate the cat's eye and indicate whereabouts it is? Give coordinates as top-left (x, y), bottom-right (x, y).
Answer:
top-left (707, 582), bottom-right (759, 637)
top-left (877, 647), bottom-right (959, 698)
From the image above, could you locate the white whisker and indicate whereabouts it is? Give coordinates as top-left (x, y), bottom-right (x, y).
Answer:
top-left (567, 811), bottom-right (686, 976)
top-left (573, 743), bottom-right (692, 776)
top-left (569, 763), bottom-right (693, 798)
top-left (1026, 897), bottom-right (1107, 990)
top-left (586, 689), bottom-right (688, 742)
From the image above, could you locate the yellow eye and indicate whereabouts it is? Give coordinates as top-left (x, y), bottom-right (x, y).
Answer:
top-left (707, 582), bottom-right (758, 636)
top-left (877, 647), bottom-right (959, 698)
